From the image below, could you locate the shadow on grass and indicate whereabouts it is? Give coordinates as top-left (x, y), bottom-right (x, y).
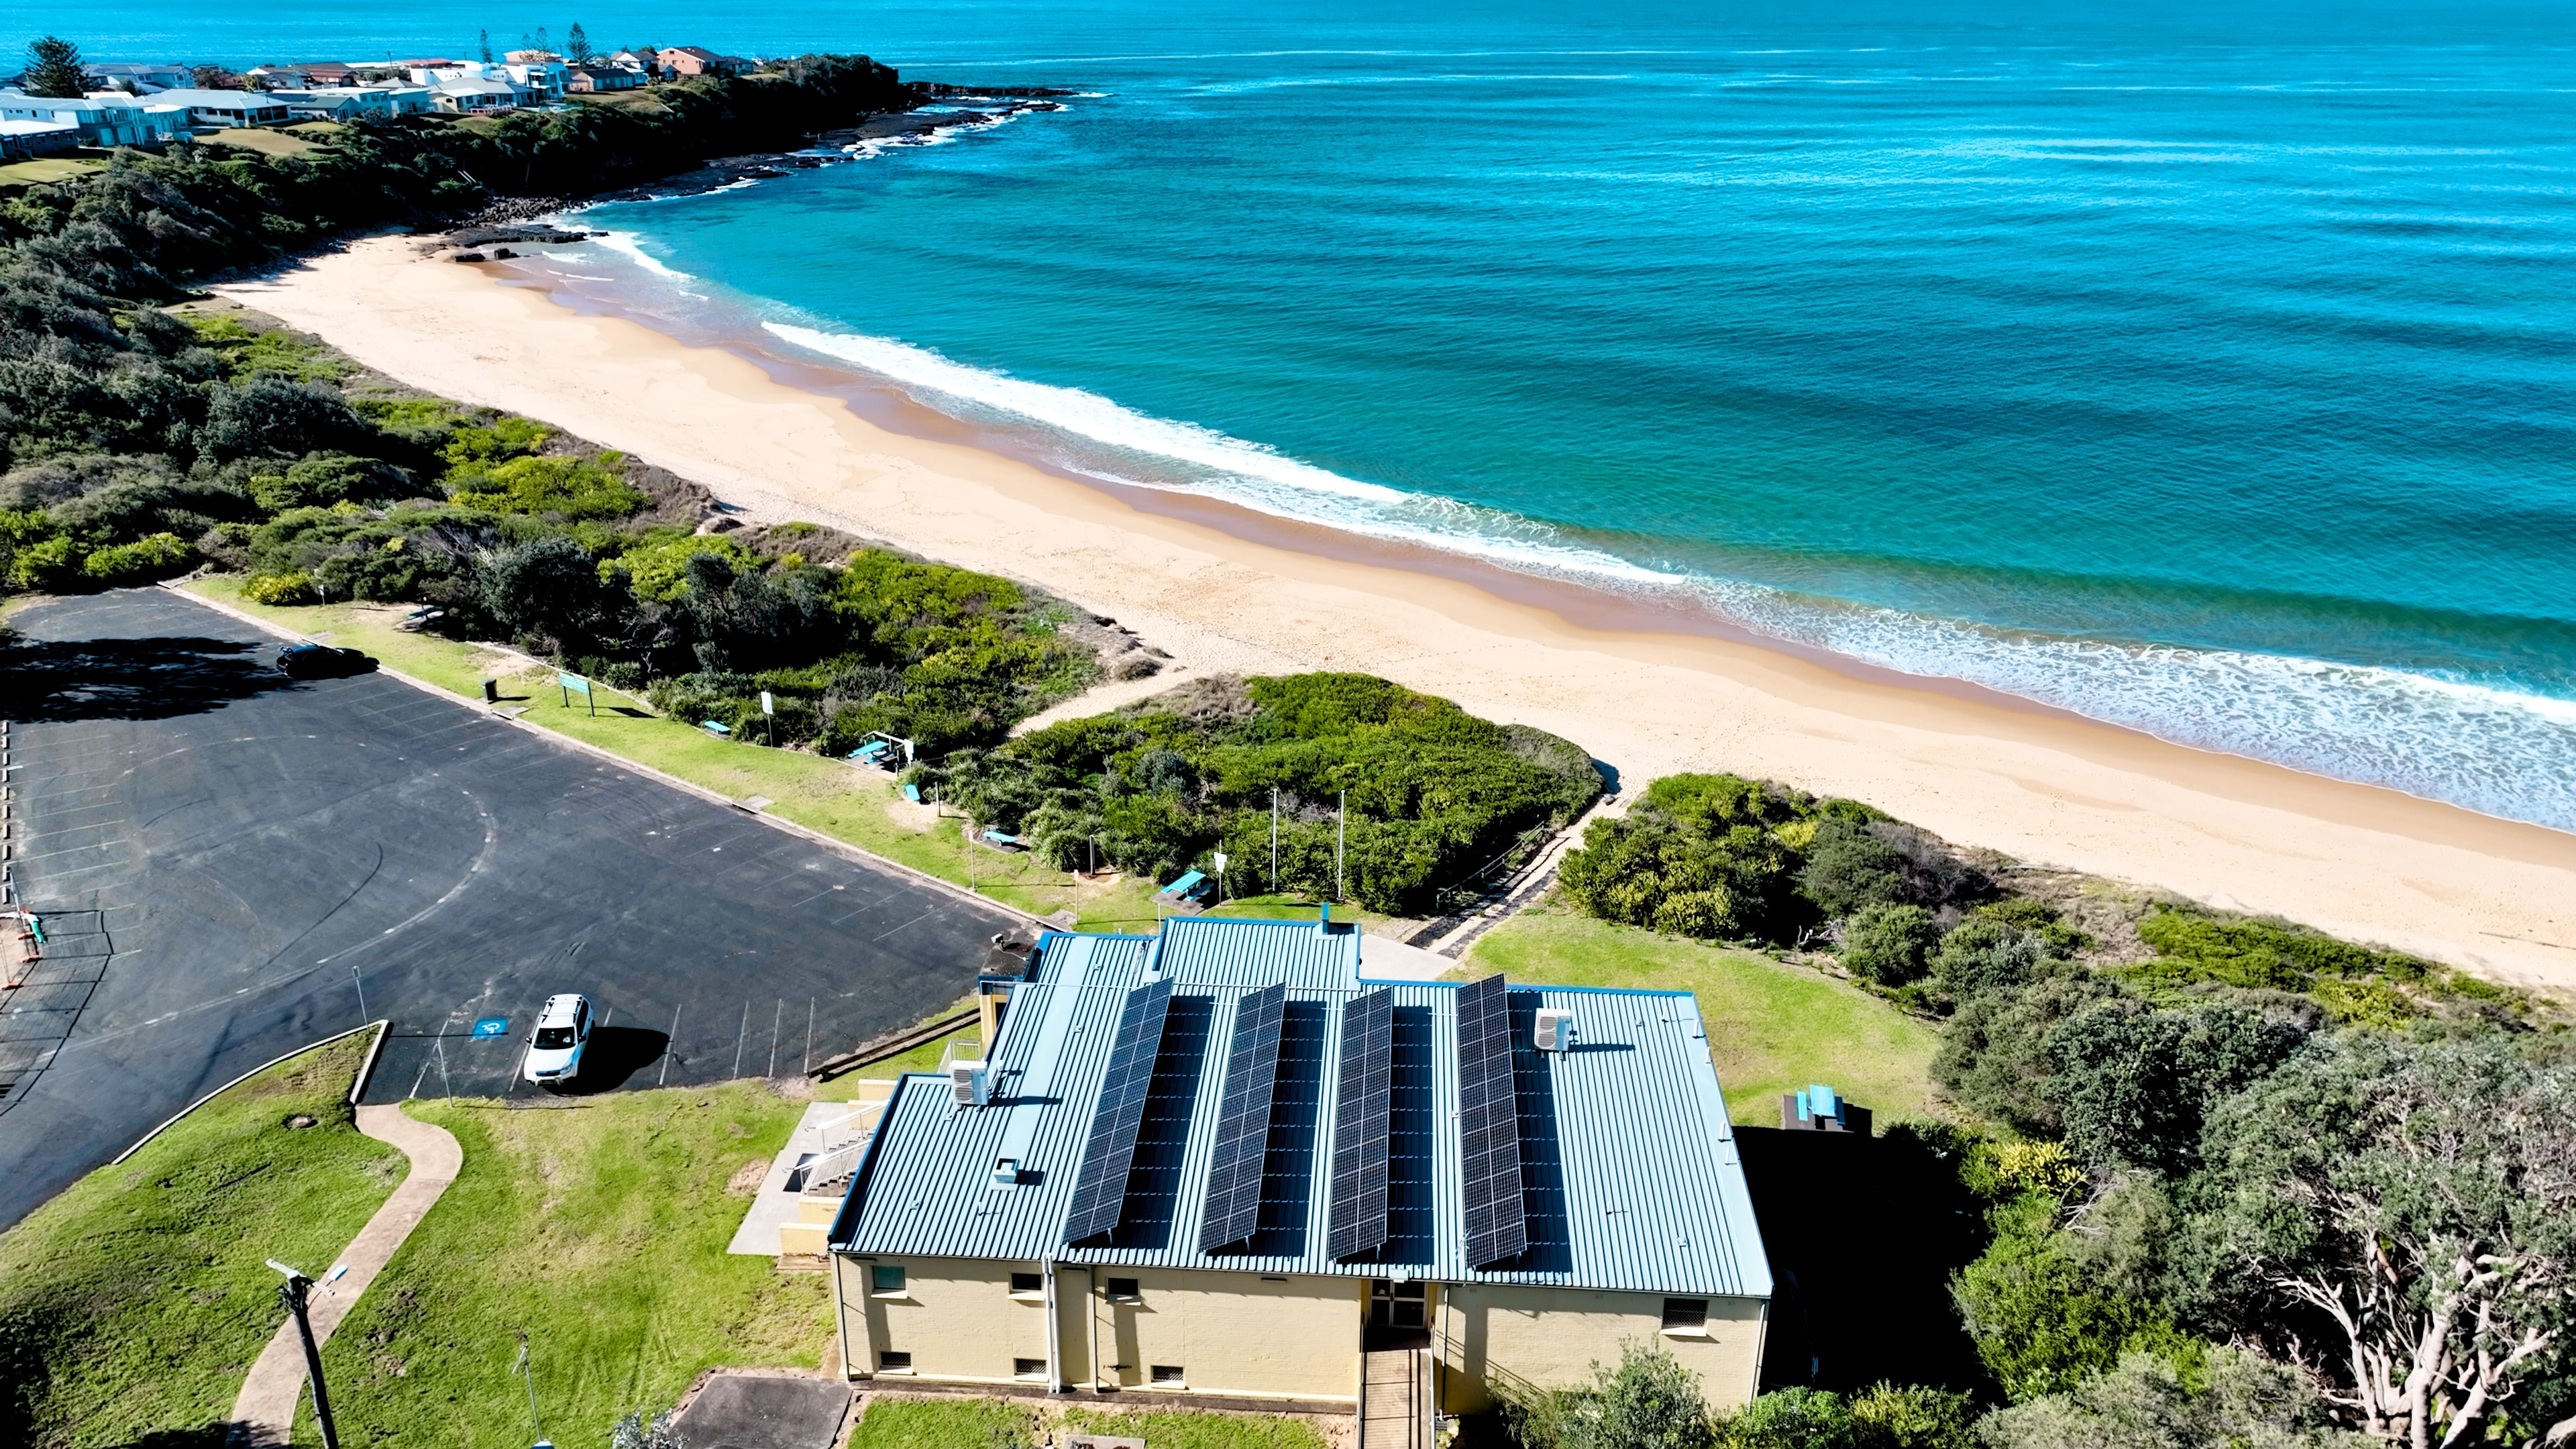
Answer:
top-left (4, 635), bottom-right (299, 722)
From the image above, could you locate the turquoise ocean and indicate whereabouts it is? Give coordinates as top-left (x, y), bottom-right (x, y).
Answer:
top-left (56, 0), bottom-right (2576, 826)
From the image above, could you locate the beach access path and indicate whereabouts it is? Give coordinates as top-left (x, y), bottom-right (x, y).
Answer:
top-left (219, 239), bottom-right (2576, 996)
top-left (229, 1103), bottom-right (461, 1447)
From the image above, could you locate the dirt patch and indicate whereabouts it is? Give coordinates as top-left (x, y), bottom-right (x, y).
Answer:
top-left (725, 1157), bottom-right (769, 1197)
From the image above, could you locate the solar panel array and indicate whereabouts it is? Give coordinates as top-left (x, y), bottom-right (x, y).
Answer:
top-left (1063, 975), bottom-right (1175, 1244)
top-left (1197, 982), bottom-right (1288, 1252)
top-left (1457, 973), bottom-right (1530, 1269)
top-left (1325, 988), bottom-right (1395, 1260)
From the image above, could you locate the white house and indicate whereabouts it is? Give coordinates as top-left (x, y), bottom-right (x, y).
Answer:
top-left (147, 89), bottom-right (292, 129)
top-left (0, 91), bottom-right (189, 146)
top-left (265, 87), bottom-right (391, 122)
top-left (0, 117), bottom-right (80, 158)
top-left (431, 78), bottom-right (524, 114)
top-left (83, 62), bottom-right (190, 94)
top-left (501, 57), bottom-right (569, 100)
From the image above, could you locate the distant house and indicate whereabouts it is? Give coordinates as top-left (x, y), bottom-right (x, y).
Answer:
top-left (244, 66), bottom-right (311, 90)
top-left (565, 67), bottom-right (645, 93)
top-left (501, 58), bottom-right (568, 99)
top-left (303, 62), bottom-right (359, 86)
top-left (431, 78), bottom-right (523, 115)
top-left (0, 91), bottom-right (191, 145)
top-left (605, 50), bottom-right (653, 72)
top-left (0, 117), bottom-right (80, 158)
top-left (655, 46), bottom-right (747, 78)
top-left (409, 61), bottom-right (488, 85)
top-left (83, 62), bottom-right (190, 94)
top-left (265, 87), bottom-right (392, 122)
top-left (149, 89), bottom-right (294, 129)
top-left (378, 86), bottom-right (436, 116)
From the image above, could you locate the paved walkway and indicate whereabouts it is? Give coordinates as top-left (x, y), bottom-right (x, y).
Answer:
top-left (230, 1104), bottom-right (462, 1446)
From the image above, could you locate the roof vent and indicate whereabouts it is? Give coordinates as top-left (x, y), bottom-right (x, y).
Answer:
top-left (1534, 1008), bottom-right (1574, 1052)
top-left (991, 1157), bottom-right (1025, 1188)
top-left (951, 1059), bottom-right (991, 1108)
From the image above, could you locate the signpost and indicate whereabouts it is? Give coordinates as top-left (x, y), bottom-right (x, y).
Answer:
top-left (1213, 851), bottom-right (1228, 906)
top-left (557, 673), bottom-right (594, 716)
top-left (759, 690), bottom-right (775, 746)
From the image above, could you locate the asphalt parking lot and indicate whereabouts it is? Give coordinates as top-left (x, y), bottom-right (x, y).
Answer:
top-left (0, 587), bottom-right (1023, 1230)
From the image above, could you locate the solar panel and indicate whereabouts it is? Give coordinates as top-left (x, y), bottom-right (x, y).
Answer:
top-left (1325, 988), bottom-right (1395, 1260)
top-left (1063, 976), bottom-right (1175, 1244)
top-left (1457, 973), bottom-right (1529, 1269)
top-left (1198, 983), bottom-right (1288, 1252)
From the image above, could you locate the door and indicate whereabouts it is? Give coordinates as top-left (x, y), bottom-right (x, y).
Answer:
top-left (1365, 1277), bottom-right (1428, 1350)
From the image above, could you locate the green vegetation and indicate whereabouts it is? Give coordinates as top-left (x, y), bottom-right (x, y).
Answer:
top-left (1505, 1340), bottom-right (1977, 1449)
top-left (0, 1033), bottom-right (402, 1449)
top-left (930, 672), bottom-right (1602, 914)
top-left (1466, 901), bottom-right (1943, 1124)
top-left (309, 1083), bottom-right (830, 1448)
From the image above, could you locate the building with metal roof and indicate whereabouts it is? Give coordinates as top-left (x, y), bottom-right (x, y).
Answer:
top-left (820, 910), bottom-right (1770, 1428)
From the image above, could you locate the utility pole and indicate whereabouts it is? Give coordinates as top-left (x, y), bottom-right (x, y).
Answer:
top-left (1338, 790), bottom-right (1346, 904)
top-left (1271, 788), bottom-right (1279, 897)
top-left (266, 1260), bottom-right (340, 1449)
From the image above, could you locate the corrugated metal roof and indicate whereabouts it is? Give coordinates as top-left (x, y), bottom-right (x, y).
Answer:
top-left (832, 914), bottom-right (1771, 1299)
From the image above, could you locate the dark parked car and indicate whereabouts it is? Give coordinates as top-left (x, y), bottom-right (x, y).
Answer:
top-left (276, 643), bottom-right (376, 680)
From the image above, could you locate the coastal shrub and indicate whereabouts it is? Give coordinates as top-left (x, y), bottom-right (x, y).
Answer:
top-left (919, 674), bottom-right (1598, 915)
top-left (446, 453), bottom-right (645, 521)
top-left (198, 376), bottom-right (368, 463)
top-left (78, 531), bottom-right (194, 584)
top-left (7, 533), bottom-right (84, 591)
top-left (1843, 904), bottom-right (1943, 985)
top-left (244, 570), bottom-right (318, 606)
top-left (1510, 1338), bottom-right (1715, 1449)
top-left (1976, 1348), bottom-right (2366, 1449)
top-left (610, 533), bottom-right (755, 602)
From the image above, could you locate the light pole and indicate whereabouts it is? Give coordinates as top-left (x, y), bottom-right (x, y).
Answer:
top-left (351, 963), bottom-right (368, 1025)
top-left (266, 1258), bottom-right (341, 1449)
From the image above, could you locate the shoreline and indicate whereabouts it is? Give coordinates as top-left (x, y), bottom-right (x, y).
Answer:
top-left (219, 235), bottom-right (2576, 992)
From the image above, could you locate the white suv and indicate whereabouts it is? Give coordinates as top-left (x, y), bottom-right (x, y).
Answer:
top-left (523, 994), bottom-right (592, 1085)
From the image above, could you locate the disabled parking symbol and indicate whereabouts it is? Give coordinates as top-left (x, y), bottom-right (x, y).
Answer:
top-left (472, 1016), bottom-right (511, 1039)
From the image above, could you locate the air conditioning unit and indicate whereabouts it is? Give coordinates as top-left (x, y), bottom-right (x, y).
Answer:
top-left (1534, 1009), bottom-right (1574, 1052)
top-left (951, 1059), bottom-right (990, 1107)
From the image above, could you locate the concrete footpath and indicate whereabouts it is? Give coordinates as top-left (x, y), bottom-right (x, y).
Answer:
top-left (230, 1104), bottom-right (462, 1446)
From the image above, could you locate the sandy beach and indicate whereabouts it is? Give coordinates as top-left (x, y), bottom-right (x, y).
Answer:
top-left (220, 235), bottom-right (2576, 992)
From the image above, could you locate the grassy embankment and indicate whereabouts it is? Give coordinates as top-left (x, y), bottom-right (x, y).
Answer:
top-left (1466, 898), bottom-right (1945, 1126)
top-left (0, 1034), bottom-right (402, 1449)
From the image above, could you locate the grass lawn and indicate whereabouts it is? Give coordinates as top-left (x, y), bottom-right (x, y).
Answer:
top-left (304, 1081), bottom-right (826, 1448)
top-left (199, 127), bottom-right (323, 158)
top-left (0, 158), bottom-right (103, 188)
top-left (849, 1395), bottom-right (1327, 1449)
top-left (1465, 900), bottom-right (1945, 1125)
top-left (0, 1032), bottom-right (403, 1449)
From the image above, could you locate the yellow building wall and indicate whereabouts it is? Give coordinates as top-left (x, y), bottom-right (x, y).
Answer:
top-left (837, 1256), bottom-right (1053, 1384)
top-left (1438, 1285), bottom-right (1766, 1414)
top-left (1079, 1267), bottom-right (1361, 1403)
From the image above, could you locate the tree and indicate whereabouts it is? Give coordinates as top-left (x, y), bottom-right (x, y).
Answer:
top-left (478, 28), bottom-right (494, 62)
top-left (1980, 1348), bottom-right (2370, 1449)
top-left (23, 36), bottom-right (85, 99)
top-left (2178, 1036), bottom-right (2576, 1448)
top-left (191, 64), bottom-right (236, 89)
top-left (566, 22), bottom-right (592, 62)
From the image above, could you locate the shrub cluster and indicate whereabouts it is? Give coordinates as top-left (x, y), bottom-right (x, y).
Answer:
top-left (1557, 773), bottom-right (1992, 951)
top-left (922, 673), bottom-right (1601, 916)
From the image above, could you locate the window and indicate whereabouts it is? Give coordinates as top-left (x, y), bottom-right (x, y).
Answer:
top-left (871, 1264), bottom-right (906, 1295)
top-left (1150, 1365), bottom-right (1185, 1385)
top-left (1014, 1357), bottom-right (1047, 1379)
top-left (877, 1350), bottom-right (911, 1371)
top-left (1662, 1297), bottom-right (1709, 1333)
top-left (1105, 1277), bottom-right (1141, 1303)
top-left (533, 1026), bottom-right (576, 1049)
top-left (1010, 1271), bottom-right (1043, 1294)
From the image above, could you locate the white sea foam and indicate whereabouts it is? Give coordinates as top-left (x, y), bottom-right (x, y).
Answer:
top-left (593, 231), bottom-right (694, 282)
top-left (757, 320), bottom-right (2576, 830)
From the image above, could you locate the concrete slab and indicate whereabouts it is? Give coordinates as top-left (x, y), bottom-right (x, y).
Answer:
top-left (728, 1097), bottom-right (881, 1254)
top-left (672, 1372), bottom-right (851, 1449)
